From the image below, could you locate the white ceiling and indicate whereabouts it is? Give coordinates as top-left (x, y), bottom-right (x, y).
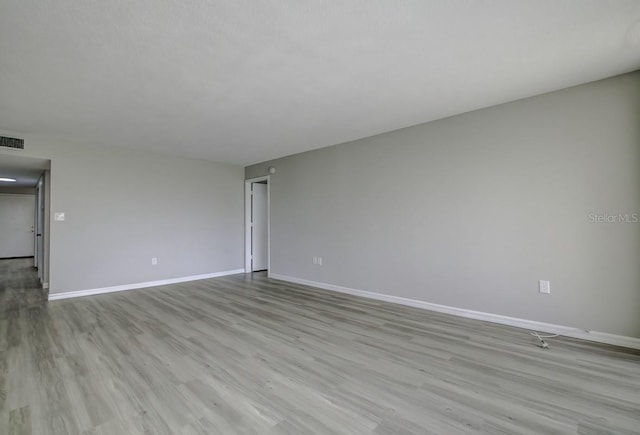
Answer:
top-left (1, 1), bottom-right (639, 166)
top-left (0, 155), bottom-right (50, 187)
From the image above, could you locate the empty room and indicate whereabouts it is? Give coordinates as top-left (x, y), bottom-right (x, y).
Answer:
top-left (1, 1), bottom-right (639, 434)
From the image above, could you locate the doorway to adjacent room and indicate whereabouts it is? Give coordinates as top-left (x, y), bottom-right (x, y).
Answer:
top-left (244, 176), bottom-right (269, 273)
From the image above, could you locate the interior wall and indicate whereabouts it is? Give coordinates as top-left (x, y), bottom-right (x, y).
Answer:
top-left (0, 140), bottom-right (244, 295)
top-left (0, 193), bottom-right (36, 258)
top-left (246, 71), bottom-right (640, 338)
top-left (0, 186), bottom-right (36, 194)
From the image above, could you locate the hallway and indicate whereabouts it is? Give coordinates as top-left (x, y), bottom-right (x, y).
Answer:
top-left (0, 258), bottom-right (46, 310)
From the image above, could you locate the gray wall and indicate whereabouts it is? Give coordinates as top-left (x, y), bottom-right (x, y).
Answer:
top-left (0, 193), bottom-right (36, 258)
top-left (0, 140), bottom-right (244, 294)
top-left (0, 186), bottom-right (36, 194)
top-left (246, 71), bottom-right (640, 338)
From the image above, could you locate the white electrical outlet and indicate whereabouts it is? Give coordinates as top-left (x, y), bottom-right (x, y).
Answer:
top-left (152, 257), bottom-right (158, 266)
top-left (317, 257), bottom-right (322, 266)
top-left (54, 212), bottom-right (65, 221)
top-left (539, 280), bottom-right (551, 294)
top-left (312, 257), bottom-right (317, 265)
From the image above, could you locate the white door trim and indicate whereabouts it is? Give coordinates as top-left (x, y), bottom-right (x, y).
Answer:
top-left (244, 176), bottom-right (270, 273)
top-left (35, 175), bottom-right (46, 283)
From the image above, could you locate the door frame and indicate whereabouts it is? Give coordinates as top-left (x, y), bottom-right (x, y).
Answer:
top-left (244, 176), bottom-right (270, 273)
top-left (34, 180), bottom-right (40, 268)
top-left (34, 175), bottom-right (45, 283)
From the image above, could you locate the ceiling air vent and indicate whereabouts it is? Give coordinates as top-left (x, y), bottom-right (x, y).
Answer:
top-left (0, 136), bottom-right (24, 149)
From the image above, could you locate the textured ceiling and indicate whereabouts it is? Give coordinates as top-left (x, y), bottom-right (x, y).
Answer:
top-left (1, 1), bottom-right (639, 166)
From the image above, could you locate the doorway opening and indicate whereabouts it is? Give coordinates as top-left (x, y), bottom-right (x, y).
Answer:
top-left (244, 176), bottom-right (269, 274)
top-left (0, 154), bottom-right (51, 302)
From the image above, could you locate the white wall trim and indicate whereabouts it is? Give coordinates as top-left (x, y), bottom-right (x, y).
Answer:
top-left (48, 269), bottom-right (245, 301)
top-left (270, 273), bottom-right (640, 350)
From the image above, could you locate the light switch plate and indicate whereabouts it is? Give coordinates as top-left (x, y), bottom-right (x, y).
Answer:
top-left (539, 280), bottom-right (551, 294)
top-left (54, 212), bottom-right (65, 221)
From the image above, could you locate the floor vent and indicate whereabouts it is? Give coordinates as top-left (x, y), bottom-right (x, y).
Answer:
top-left (0, 136), bottom-right (25, 150)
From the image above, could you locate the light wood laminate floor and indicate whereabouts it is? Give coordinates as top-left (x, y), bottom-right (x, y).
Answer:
top-left (0, 258), bottom-right (46, 308)
top-left (1, 259), bottom-right (639, 434)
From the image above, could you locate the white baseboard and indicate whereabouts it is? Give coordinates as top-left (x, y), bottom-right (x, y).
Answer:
top-left (48, 269), bottom-right (245, 301)
top-left (269, 274), bottom-right (640, 350)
